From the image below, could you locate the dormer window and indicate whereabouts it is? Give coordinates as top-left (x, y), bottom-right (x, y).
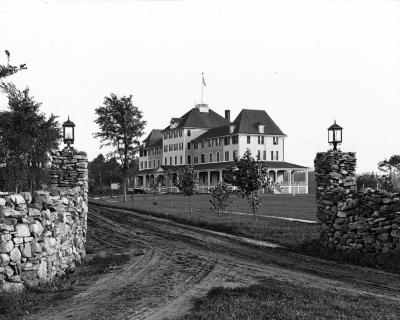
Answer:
top-left (258, 124), bottom-right (265, 133)
top-left (273, 137), bottom-right (279, 145)
top-left (229, 125), bottom-right (235, 133)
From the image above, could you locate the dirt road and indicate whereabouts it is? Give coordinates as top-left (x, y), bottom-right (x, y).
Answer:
top-left (29, 205), bottom-right (400, 320)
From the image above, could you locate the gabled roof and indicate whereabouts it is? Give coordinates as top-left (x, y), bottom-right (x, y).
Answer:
top-left (194, 109), bottom-right (285, 140)
top-left (164, 107), bottom-right (229, 130)
top-left (142, 129), bottom-right (163, 149)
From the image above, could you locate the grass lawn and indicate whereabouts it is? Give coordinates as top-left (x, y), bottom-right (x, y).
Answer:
top-left (89, 193), bottom-right (319, 246)
top-left (178, 279), bottom-right (400, 320)
top-left (99, 193), bottom-right (317, 221)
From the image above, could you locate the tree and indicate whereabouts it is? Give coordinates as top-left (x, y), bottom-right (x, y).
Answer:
top-left (165, 169), bottom-right (174, 208)
top-left (176, 166), bottom-right (198, 214)
top-left (94, 94), bottom-right (146, 202)
top-left (152, 175), bottom-right (161, 205)
top-left (378, 155), bottom-right (400, 179)
top-left (0, 50), bottom-right (27, 80)
top-left (209, 182), bottom-right (234, 215)
top-left (225, 150), bottom-right (268, 217)
top-left (0, 84), bottom-right (61, 192)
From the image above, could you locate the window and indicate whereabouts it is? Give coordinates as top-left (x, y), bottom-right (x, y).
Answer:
top-left (247, 136), bottom-right (251, 144)
top-left (179, 130), bottom-right (182, 137)
top-left (232, 135), bottom-right (238, 144)
top-left (140, 150), bottom-right (143, 157)
top-left (233, 150), bottom-right (238, 160)
top-left (174, 143), bottom-right (178, 151)
top-left (144, 150), bottom-right (147, 156)
top-left (153, 160), bottom-right (156, 168)
top-left (187, 155), bottom-right (191, 164)
top-left (209, 153), bottom-right (212, 162)
top-left (207, 139), bottom-right (211, 147)
top-left (201, 154), bottom-right (205, 163)
top-left (140, 162), bottom-right (143, 169)
top-left (174, 131), bottom-right (178, 138)
top-left (169, 144), bottom-right (172, 151)
top-left (165, 157), bottom-right (167, 165)
top-left (219, 137), bottom-right (224, 146)
top-left (194, 157), bottom-right (199, 164)
top-left (175, 156), bottom-right (177, 165)
top-left (271, 151), bottom-right (274, 161)
top-left (164, 132), bottom-right (168, 139)
top-left (224, 137), bottom-right (230, 145)
top-left (225, 151), bottom-right (229, 161)
top-left (170, 157), bottom-right (172, 165)
top-left (187, 130), bottom-right (191, 137)
top-left (201, 140), bottom-right (205, 148)
top-left (212, 138), bottom-right (218, 147)
top-left (164, 145), bottom-right (168, 152)
top-left (275, 151), bottom-right (279, 161)
top-left (216, 152), bottom-right (220, 162)
top-left (158, 160), bottom-right (160, 166)
top-left (194, 142), bottom-right (198, 149)
top-left (257, 150), bottom-right (261, 160)
top-left (261, 136), bottom-right (265, 144)
top-left (263, 150), bottom-right (266, 161)
top-left (168, 132), bottom-right (171, 139)
top-left (180, 156), bottom-right (182, 164)
top-left (273, 137), bottom-right (279, 145)
top-left (187, 142), bottom-right (191, 150)
top-left (145, 161), bottom-right (147, 169)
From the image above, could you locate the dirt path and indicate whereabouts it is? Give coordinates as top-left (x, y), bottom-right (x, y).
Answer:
top-left (27, 205), bottom-right (400, 320)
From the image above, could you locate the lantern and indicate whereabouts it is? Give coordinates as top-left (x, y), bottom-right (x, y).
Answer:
top-left (328, 120), bottom-right (343, 150)
top-left (62, 116), bottom-right (75, 147)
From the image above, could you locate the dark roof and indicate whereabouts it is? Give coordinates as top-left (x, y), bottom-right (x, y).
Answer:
top-left (194, 109), bottom-right (285, 140)
top-left (164, 107), bottom-right (229, 130)
top-left (264, 161), bottom-right (308, 169)
top-left (142, 129), bottom-right (163, 148)
top-left (233, 109), bottom-right (285, 135)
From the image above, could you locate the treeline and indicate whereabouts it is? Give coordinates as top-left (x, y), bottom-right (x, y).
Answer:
top-left (0, 53), bottom-right (61, 193)
top-left (88, 154), bottom-right (138, 194)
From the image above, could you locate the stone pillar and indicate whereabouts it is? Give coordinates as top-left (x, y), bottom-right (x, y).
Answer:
top-left (314, 150), bottom-right (357, 242)
top-left (50, 148), bottom-right (88, 202)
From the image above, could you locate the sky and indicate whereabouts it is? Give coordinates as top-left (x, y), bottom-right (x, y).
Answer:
top-left (0, 0), bottom-right (399, 173)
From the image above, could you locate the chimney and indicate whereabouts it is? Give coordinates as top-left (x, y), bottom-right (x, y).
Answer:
top-left (225, 109), bottom-right (230, 122)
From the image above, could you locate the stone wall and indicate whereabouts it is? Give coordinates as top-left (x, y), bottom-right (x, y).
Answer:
top-left (0, 148), bottom-right (88, 290)
top-left (315, 150), bottom-right (400, 254)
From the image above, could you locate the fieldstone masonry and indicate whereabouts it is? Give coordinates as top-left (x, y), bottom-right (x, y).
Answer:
top-left (0, 148), bottom-right (88, 291)
top-left (315, 150), bottom-right (400, 254)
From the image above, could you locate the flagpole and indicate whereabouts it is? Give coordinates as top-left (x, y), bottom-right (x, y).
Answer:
top-left (201, 72), bottom-right (204, 104)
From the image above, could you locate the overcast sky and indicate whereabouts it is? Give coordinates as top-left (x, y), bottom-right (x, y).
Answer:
top-left (1, 0), bottom-right (399, 173)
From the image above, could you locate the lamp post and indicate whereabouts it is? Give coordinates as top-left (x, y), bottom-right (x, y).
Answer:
top-left (62, 116), bottom-right (75, 149)
top-left (328, 120), bottom-right (343, 150)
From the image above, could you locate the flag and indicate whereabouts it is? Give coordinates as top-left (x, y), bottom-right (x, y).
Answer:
top-left (202, 73), bottom-right (206, 87)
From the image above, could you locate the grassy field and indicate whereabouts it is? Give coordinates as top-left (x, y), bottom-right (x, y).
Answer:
top-left (178, 279), bottom-right (400, 320)
top-left (90, 193), bottom-right (319, 246)
top-left (98, 193), bottom-right (317, 221)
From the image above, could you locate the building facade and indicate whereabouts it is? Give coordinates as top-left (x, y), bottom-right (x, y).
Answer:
top-left (135, 104), bottom-right (309, 194)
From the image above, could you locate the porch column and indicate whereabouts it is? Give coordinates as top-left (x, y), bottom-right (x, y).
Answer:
top-left (207, 171), bottom-right (211, 187)
top-left (219, 170), bottom-right (223, 182)
top-left (288, 169), bottom-right (292, 194)
top-left (143, 175), bottom-right (147, 188)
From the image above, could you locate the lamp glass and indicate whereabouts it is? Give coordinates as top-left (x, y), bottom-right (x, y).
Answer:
top-left (64, 127), bottom-right (73, 140)
top-left (328, 130), bottom-right (334, 143)
top-left (335, 129), bottom-right (342, 142)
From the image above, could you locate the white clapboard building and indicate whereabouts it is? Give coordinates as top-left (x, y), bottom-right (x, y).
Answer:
top-left (135, 104), bottom-right (309, 194)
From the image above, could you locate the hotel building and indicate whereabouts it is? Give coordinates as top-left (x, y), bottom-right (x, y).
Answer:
top-left (135, 104), bottom-right (309, 194)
